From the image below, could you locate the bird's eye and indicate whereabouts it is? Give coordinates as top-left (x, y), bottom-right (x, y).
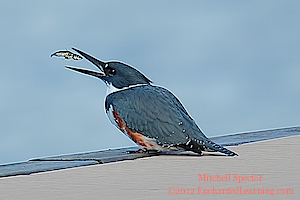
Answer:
top-left (106, 67), bottom-right (116, 76)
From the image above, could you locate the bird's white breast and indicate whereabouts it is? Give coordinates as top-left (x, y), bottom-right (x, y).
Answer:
top-left (106, 104), bottom-right (118, 128)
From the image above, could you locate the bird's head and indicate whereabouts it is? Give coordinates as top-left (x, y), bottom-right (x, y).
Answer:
top-left (66, 48), bottom-right (151, 91)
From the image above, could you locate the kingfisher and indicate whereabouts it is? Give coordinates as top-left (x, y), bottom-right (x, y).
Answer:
top-left (66, 48), bottom-right (238, 156)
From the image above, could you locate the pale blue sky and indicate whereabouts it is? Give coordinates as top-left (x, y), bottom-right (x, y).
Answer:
top-left (1, 0), bottom-right (300, 164)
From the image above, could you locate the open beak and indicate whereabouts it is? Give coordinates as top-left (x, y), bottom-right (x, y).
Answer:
top-left (65, 48), bottom-right (106, 79)
top-left (65, 66), bottom-right (104, 78)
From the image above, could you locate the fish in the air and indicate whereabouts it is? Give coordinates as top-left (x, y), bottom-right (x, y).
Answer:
top-left (51, 50), bottom-right (82, 60)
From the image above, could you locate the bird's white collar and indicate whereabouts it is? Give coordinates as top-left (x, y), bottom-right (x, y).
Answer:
top-left (106, 83), bottom-right (148, 95)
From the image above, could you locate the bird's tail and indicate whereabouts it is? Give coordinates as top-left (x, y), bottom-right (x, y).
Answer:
top-left (180, 138), bottom-right (238, 156)
top-left (204, 140), bottom-right (238, 156)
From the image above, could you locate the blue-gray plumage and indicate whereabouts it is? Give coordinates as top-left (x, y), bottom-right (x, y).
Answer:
top-left (66, 48), bottom-right (237, 156)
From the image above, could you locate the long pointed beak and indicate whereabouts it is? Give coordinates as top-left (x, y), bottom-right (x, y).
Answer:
top-left (72, 47), bottom-right (105, 72)
top-left (66, 66), bottom-right (105, 78)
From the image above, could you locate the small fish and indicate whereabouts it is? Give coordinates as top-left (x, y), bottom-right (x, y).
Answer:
top-left (51, 50), bottom-right (82, 60)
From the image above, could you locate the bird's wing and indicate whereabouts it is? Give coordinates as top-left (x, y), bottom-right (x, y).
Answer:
top-left (105, 85), bottom-right (208, 146)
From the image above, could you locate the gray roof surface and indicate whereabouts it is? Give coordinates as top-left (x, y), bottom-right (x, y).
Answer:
top-left (1, 126), bottom-right (299, 178)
